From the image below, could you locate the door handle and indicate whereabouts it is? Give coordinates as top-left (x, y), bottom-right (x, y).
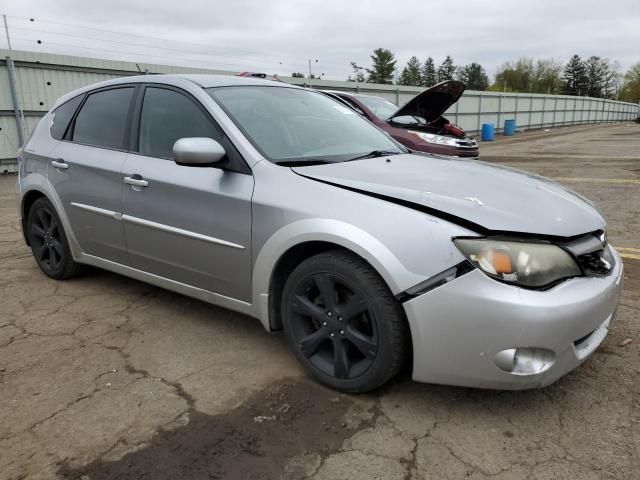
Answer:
top-left (124, 176), bottom-right (149, 187)
top-left (51, 159), bottom-right (69, 170)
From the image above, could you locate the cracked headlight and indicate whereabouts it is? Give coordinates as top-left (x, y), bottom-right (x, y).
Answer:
top-left (409, 131), bottom-right (459, 147)
top-left (454, 238), bottom-right (582, 288)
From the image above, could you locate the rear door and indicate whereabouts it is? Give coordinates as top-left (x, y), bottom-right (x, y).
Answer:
top-left (48, 86), bottom-right (136, 264)
top-left (121, 85), bottom-right (254, 301)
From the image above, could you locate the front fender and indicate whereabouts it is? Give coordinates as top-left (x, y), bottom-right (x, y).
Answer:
top-left (251, 218), bottom-right (428, 330)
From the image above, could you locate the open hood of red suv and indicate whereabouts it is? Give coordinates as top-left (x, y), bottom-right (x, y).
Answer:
top-left (390, 80), bottom-right (465, 123)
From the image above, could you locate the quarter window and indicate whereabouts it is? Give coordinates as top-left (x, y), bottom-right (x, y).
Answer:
top-left (50, 95), bottom-right (83, 140)
top-left (72, 87), bottom-right (134, 149)
top-left (138, 87), bottom-right (219, 159)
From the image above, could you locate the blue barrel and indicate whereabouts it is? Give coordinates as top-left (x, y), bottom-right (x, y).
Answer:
top-left (503, 119), bottom-right (516, 136)
top-left (481, 123), bottom-right (494, 141)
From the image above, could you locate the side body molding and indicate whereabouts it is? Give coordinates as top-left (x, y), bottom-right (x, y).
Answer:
top-left (251, 218), bottom-right (427, 330)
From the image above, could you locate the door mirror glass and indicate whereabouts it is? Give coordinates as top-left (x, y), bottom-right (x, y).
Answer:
top-left (173, 137), bottom-right (226, 166)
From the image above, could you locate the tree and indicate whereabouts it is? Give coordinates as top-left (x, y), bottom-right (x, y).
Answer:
top-left (421, 57), bottom-right (437, 87)
top-left (457, 63), bottom-right (489, 90)
top-left (562, 54), bottom-right (588, 95)
top-left (366, 48), bottom-right (396, 84)
top-left (291, 72), bottom-right (305, 78)
top-left (398, 56), bottom-right (422, 86)
top-left (491, 58), bottom-right (563, 93)
top-left (437, 56), bottom-right (456, 82)
top-left (584, 56), bottom-right (606, 98)
top-left (531, 59), bottom-right (563, 94)
top-left (620, 62), bottom-right (640, 102)
top-left (349, 61), bottom-right (365, 83)
top-left (492, 58), bottom-right (534, 92)
top-left (600, 59), bottom-right (622, 99)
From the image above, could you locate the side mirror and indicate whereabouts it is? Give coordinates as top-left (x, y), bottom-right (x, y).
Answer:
top-left (173, 137), bottom-right (226, 166)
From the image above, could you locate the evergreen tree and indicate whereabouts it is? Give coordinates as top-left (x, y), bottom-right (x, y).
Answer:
top-left (421, 57), bottom-right (437, 87)
top-left (437, 56), bottom-right (456, 82)
top-left (366, 48), bottom-right (397, 84)
top-left (291, 72), bottom-right (305, 78)
top-left (584, 56), bottom-right (606, 97)
top-left (398, 67), bottom-right (411, 86)
top-left (456, 63), bottom-right (489, 90)
top-left (562, 55), bottom-right (588, 95)
top-left (349, 61), bottom-right (365, 83)
top-left (398, 56), bottom-right (422, 86)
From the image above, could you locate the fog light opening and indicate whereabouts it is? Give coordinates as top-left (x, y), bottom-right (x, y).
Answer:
top-left (494, 348), bottom-right (555, 375)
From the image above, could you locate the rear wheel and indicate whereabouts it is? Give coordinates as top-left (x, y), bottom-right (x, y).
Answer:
top-left (281, 250), bottom-right (408, 393)
top-left (27, 197), bottom-right (85, 280)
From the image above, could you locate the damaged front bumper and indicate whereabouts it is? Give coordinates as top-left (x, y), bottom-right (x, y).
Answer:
top-left (403, 248), bottom-right (623, 389)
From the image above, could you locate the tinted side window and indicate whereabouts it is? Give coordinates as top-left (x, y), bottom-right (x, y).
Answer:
top-left (50, 95), bottom-right (83, 140)
top-left (73, 88), bottom-right (134, 149)
top-left (138, 87), bottom-right (219, 159)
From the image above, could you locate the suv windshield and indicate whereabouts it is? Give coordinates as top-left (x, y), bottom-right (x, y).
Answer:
top-left (208, 86), bottom-right (403, 163)
top-left (355, 95), bottom-right (398, 120)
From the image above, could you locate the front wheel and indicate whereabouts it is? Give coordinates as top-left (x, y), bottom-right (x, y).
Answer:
top-left (281, 250), bottom-right (409, 393)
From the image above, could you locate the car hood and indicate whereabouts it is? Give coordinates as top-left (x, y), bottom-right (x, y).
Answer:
top-left (390, 80), bottom-right (465, 123)
top-left (293, 154), bottom-right (605, 237)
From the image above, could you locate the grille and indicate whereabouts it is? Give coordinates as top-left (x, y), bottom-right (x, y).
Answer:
top-left (573, 328), bottom-right (597, 347)
top-left (563, 231), bottom-right (614, 277)
top-left (577, 250), bottom-right (613, 275)
top-left (455, 138), bottom-right (478, 149)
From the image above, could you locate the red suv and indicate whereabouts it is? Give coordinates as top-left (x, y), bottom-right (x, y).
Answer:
top-left (320, 81), bottom-right (478, 158)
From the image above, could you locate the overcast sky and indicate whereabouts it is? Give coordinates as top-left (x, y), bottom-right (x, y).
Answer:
top-left (3, 0), bottom-right (639, 80)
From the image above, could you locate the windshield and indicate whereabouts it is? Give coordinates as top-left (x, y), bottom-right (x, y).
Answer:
top-left (208, 86), bottom-right (403, 163)
top-left (355, 95), bottom-right (398, 120)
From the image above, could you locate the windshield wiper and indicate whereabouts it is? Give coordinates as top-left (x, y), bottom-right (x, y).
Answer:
top-left (275, 159), bottom-right (333, 167)
top-left (346, 150), bottom-right (403, 162)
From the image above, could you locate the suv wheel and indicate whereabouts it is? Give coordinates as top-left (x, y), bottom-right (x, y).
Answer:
top-left (27, 197), bottom-right (85, 280)
top-left (281, 250), bottom-right (409, 393)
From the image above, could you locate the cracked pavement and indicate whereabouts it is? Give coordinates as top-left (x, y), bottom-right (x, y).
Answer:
top-left (1, 123), bottom-right (639, 479)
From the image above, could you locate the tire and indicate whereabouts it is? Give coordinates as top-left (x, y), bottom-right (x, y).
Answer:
top-left (27, 197), bottom-right (85, 280)
top-left (281, 249), bottom-right (409, 393)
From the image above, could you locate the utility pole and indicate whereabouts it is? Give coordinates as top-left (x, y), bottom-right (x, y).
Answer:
top-left (3, 14), bottom-right (25, 146)
top-left (3, 14), bottom-right (12, 51)
top-left (308, 58), bottom-right (317, 88)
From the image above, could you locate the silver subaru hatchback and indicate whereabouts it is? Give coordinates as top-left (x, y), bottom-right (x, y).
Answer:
top-left (16, 74), bottom-right (623, 392)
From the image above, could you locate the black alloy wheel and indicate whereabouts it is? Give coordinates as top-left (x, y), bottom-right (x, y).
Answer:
top-left (282, 250), bottom-right (408, 392)
top-left (290, 272), bottom-right (378, 380)
top-left (27, 197), bottom-right (84, 279)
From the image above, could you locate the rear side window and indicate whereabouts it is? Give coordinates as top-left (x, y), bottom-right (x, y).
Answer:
top-left (138, 87), bottom-right (219, 159)
top-left (50, 95), bottom-right (83, 140)
top-left (72, 87), bottom-right (134, 149)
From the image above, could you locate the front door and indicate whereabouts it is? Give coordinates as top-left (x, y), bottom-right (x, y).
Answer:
top-left (121, 86), bottom-right (254, 301)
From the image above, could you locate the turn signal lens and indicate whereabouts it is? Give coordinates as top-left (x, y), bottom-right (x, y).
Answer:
top-left (478, 249), bottom-right (513, 274)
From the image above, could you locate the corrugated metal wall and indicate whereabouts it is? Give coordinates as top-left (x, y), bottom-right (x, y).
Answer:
top-left (2, 48), bottom-right (638, 171)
